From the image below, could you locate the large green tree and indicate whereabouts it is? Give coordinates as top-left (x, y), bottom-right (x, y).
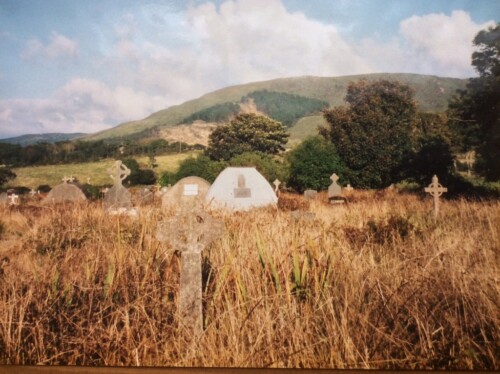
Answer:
top-left (286, 136), bottom-right (345, 193)
top-left (448, 23), bottom-right (500, 180)
top-left (205, 113), bottom-right (289, 161)
top-left (320, 80), bottom-right (418, 188)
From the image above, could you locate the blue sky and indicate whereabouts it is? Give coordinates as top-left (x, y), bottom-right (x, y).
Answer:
top-left (0, 0), bottom-right (497, 138)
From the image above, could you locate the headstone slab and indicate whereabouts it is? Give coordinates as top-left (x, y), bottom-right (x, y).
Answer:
top-left (234, 174), bottom-right (251, 198)
top-left (328, 173), bottom-right (342, 199)
top-left (43, 183), bottom-right (87, 205)
top-left (162, 176), bottom-right (211, 210)
top-left (345, 184), bottom-right (354, 192)
top-left (205, 167), bottom-right (277, 211)
top-left (135, 187), bottom-right (154, 206)
top-left (304, 189), bottom-right (318, 200)
top-left (0, 193), bottom-right (8, 206)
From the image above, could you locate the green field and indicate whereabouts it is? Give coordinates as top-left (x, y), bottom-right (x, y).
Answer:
top-left (7, 152), bottom-right (199, 188)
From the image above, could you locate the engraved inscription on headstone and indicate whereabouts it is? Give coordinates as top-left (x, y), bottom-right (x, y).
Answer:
top-left (424, 174), bottom-right (447, 219)
top-left (234, 174), bottom-right (251, 198)
top-left (156, 207), bottom-right (224, 338)
top-left (183, 184), bottom-right (199, 196)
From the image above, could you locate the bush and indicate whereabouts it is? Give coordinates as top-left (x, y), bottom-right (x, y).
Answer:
top-left (286, 136), bottom-right (345, 193)
top-left (37, 185), bottom-right (51, 193)
top-left (175, 155), bottom-right (227, 183)
top-left (122, 158), bottom-right (156, 186)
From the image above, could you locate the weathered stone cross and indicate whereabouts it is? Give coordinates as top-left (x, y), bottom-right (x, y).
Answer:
top-left (108, 160), bottom-right (131, 185)
top-left (156, 204), bottom-right (224, 338)
top-left (424, 174), bottom-right (447, 219)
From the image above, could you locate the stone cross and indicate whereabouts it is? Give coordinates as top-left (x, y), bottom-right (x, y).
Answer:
top-left (8, 193), bottom-right (19, 206)
top-left (108, 160), bottom-right (131, 185)
top-left (156, 205), bottom-right (224, 338)
top-left (29, 189), bottom-right (37, 197)
top-left (424, 175), bottom-right (447, 219)
top-left (273, 179), bottom-right (281, 196)
top-left (62, 176), bottom-right (71, 183)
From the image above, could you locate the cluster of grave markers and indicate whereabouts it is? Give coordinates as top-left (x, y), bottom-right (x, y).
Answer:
top-left (0, 162), bottom-right (449, 340)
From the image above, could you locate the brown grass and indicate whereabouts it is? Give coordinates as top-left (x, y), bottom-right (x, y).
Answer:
top-left (0, 191), bottom-right (498, 368)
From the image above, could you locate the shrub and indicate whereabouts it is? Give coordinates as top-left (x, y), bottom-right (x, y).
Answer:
top-left (286, 136), bottom-right (345, 193)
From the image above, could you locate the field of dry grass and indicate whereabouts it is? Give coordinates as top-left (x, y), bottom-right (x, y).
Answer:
top-left (0, 190), bottom-right (498, 368)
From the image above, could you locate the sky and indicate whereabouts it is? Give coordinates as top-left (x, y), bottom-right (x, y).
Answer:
top-left (0, 0), bottom-right (497, 139)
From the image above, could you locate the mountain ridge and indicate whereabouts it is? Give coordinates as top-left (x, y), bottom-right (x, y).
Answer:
top-left (0, 132), bottom-right (87, 146)
top-left (84, 73), bottom-right (467, 142)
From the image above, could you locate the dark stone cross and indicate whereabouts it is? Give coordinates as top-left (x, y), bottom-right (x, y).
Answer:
top-left (156, 205), bottom-right (224, 338)
top-left (424, 174), bottom-right (447, 219)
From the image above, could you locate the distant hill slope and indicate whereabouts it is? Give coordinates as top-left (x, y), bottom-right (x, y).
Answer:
top-left (85, 73), bottom-right (467, 142)
top-left (0, 132), bottom-right (86, 146)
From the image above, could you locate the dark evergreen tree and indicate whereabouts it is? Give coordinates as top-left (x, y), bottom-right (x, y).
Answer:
top-left (320, 80), bottom-right (418, 188)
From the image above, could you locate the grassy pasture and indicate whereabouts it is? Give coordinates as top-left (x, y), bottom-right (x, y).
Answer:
top-left (0, 190), bottom-right (498, 368)
top-left (7, 152), bottom-right (199, 188)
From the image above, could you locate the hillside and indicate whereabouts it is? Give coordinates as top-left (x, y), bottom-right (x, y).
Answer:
top-left (0, 132), bottom-right (86, 146)
top-left (85, 73), bottom-right (467, 142)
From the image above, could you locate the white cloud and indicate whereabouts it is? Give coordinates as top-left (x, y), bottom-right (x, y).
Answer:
top-left (22, 32), bottom-right (79, 61)
top-left (0, 78), bottom-right (165, 138)
top-left (356, 10), bottom-right (495, 77)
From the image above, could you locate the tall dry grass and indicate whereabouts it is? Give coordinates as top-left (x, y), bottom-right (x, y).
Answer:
top-left (0, 191), bottom-right (498, 368)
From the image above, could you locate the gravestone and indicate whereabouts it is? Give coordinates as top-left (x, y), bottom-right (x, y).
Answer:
top-left (291, 210), bottom-right (316, 221)
top-left (303, 189), bottom-right (318, 200)
top-left (0, 193), bottom-right (7, 206)
top-left (162, 177), bottom-right (211, 210)
top-left (43, 177), bottom-right (87, 205)
top-left (345, 184), bottom-right (354, 192)
top-left (206, 167), bottom-right (277, 211)
top-left (8, 193), bottom-right (19, 206)
top-left (103, 161), bottom-right (132, 211)
top-left (273, 179), bottom-right (281, 197)
top-left (136, 187), bottom-right (154, 206)
top-left (328, 173), bottom-right (345, 204)
top-left (234, 174), bottom-right (251, 198)
top-left (424, 174), bottom-right (447, 219)
top-left (156, 205), bottom-right (224, 338)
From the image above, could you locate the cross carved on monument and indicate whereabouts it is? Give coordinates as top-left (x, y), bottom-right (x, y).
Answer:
top-left (424, 174), bottom-right (447, 219)
top-left (156, 206), bottom-right (224, 338)
top-left (107, 160), bottom-right (131, 186)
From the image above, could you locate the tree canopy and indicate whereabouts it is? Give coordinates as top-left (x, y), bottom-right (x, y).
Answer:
top-left (286, 136), bottom-right (344, 193)
top-left (448, 23), bottom-right (500, 180)
top-left (320, 80), bottom-right (418, 188)
top-left (205, 113), bottom-right (289, 161)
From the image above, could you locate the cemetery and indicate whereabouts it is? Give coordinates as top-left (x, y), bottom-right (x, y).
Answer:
top-left (0, 162), bottom-right (498, 369)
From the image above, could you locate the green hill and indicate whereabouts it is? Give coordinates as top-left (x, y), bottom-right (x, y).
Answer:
top-left (85, 73), bottom-right (467, 142)
top-left (0, 132), bottom-right (86, 146)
